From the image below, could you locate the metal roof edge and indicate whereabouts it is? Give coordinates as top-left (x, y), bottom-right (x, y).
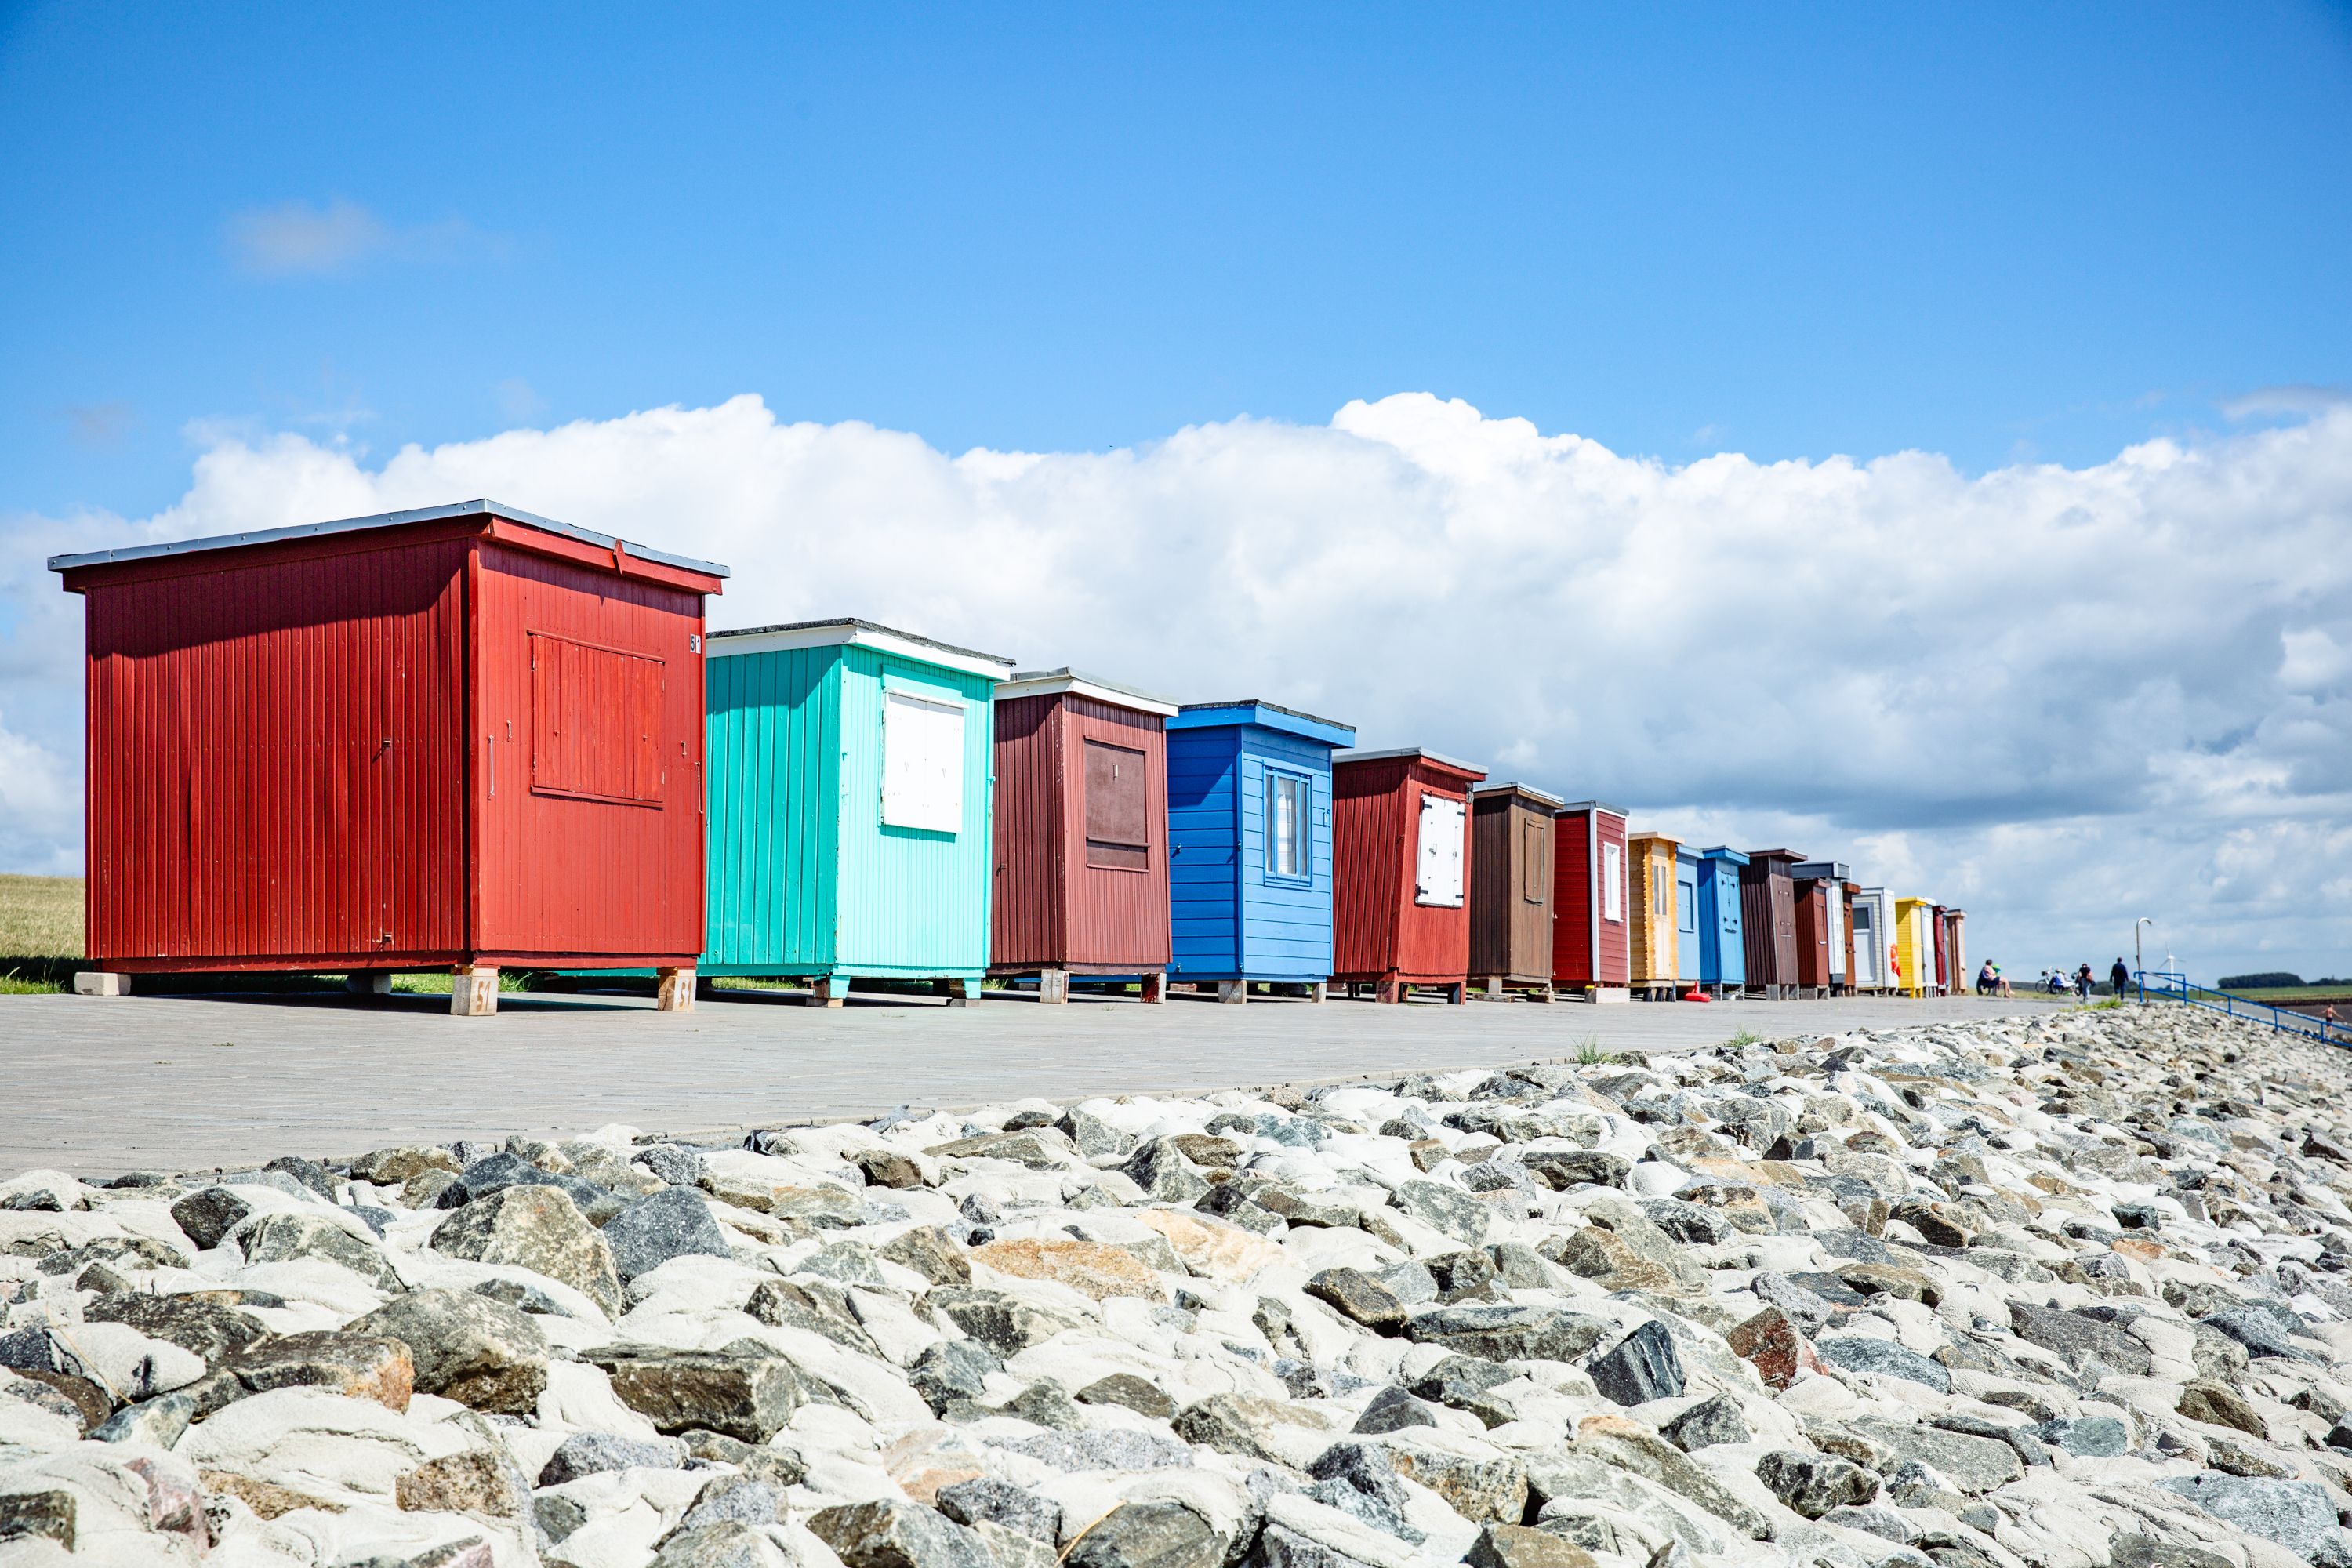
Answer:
top-left (45, 499), bottom-right (731, 579)
top-left (1169, 700), bottom-right (1356, 745)
top-left (1555, 800), bottom-right (1629, 818)
top-left (1470, 780), bottom-right (1566, 806)
top-left (1332, 746), bottom-right (1485, 776)
top-left (996, 668), bottom-right (1181, 716)
top-left (707, 618), bottom-right (1014, 677)
top-left (1697, 845), bottom-right (1752, 862)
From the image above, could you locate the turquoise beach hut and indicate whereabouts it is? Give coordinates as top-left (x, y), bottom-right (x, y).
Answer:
top-left (702, 619), bottom-right (1013, 1005)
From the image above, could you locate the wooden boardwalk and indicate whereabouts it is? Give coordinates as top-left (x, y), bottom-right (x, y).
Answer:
top-left (0, 989), bottom-right (2062, 1177)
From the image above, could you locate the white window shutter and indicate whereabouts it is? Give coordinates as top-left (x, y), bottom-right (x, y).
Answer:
top-left (882, 691), bottom-right (964, 833)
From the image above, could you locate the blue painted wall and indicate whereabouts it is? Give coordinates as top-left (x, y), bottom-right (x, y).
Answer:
top-left (1166, 705), bottom-right (1347, 983)
top-left (1695, 848), bottom-right (1748, 986)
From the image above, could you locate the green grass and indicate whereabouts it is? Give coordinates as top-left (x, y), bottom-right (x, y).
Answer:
top-left (2220, 984), bottom-right (2352, 1003)
top-left (1572, 1037), bottom-right (1608, 1065)
top-left (1722, 1028), bottom-right (1766, 1049)
top-left (392, 971), bottom-right (537, 995)
top-left (0, 874), bottom-right (81, 960)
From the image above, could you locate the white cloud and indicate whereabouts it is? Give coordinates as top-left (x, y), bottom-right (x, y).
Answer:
top-left (8, 393), bottom-right (2352, 978)
top-left (225, 198), bottom-right (497, 277)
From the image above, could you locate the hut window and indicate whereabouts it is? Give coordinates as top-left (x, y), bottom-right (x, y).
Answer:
top-left (1602, 842), bottom-right (1624, 922)
top-left (1083, 740), bottom-right (1149, 871)
top-left (1265, 771), bottom-right (1308, 882)
top-left (1523, 819), bottom-right (1547, 903)
top-left (1677, 877), bottom-right (1697, 934)
top-left (1414, 793), bottom-right (1465, 908)
top-left (881, 689), bottom-right (964, 833)
top-left (529, 633), bottom-right (664, 806)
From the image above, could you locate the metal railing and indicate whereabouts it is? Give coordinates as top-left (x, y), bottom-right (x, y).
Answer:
top-left (2133, 970), bottom-right (2350, 1048)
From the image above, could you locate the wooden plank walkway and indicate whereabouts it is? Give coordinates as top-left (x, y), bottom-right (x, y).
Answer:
top-left (0, 989), bottom-right (2063, 1177)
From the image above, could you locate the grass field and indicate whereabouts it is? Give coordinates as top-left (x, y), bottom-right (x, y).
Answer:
top-left (2223, 985), bottom-right (2352, 1002)
top-left (0, 874), bottom-right (80, 992)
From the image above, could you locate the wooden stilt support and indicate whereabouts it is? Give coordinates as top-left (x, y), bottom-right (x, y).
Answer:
top-left (656, 967), bottom-right (695, 1011)
top-left (1376, 977), bottom-right (1404, 1004)
top-left (936, 978), bottom-right (976, 1007)
top-left (1305, 981), bottom-right (1327, 1004)
top-left (1139, 972), bottom-right (1167, 1004)
top-left (809, 977), bottom-right (844, 1008)
top-left (451, 965), bottom-right (499, 1017)
top-left (1446, 982), bottom-right (1467, 1005)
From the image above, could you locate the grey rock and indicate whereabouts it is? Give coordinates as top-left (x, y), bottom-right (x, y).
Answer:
top-left (435, 1152), bottom-right (622, 1223)
top-left (1812, 1335), bottom-right (1952, 1392)
top-left (234, 1210), bottom-right (402, 1290)
top-left (430, 1184), bottom-right (622, 1316)
top-left (746, 1276), bottom-right (884, 1356)
top-left (677, 1472), bottom-right (789, 1530)
top-left (1661, 1393), bottom-right (1751, 1452)
top-left (264, 1154), bottom-right (338, 1200)
top-left (2201, 1307), bottom-right (2314, 1362)
top-left (169, 1185), bottom-right (253, 1250)
top-left (583, 1341), bottom-right (804, 1442)
top-left (1246, 1523), bottom-right (1381, 1568)
top-left (651, 1522), bottom-right (784, 1568)
top-left (681, 1428), bottom-right (809, 1487)
top-left (1373, 1261), bottom-right (1440, 1305)
top-left (1000, 1379), bottom-right (1084, 1431)
top-left (911, 1339), bottom-right (1000, 1414)
top-left (1816, 1504), bottom-right (1917, 1544)
top-left (1305, 1269), bottom-right (1406, 1333)
top-left (1122, 1139), bottom-right (1213, 1203)
top-left (797, 1239), bottom-right (888, 1290)
top-left (2154, 1474), bottom-right (2344, 1563)
top-left (84, 1290), bottom-right (272, 1363)
top-left (1755, 1450), bottom-right (1879, 1519)
top-left (937, 1478), bottom-right (1062, 1545)
top-left (2006, 1301), bottom-right (2154, 1377)
top-left (1076, 1374), bottom-right (1175, 1418)
top-left (1463, 1523), bottom-right (1593, 1568)
top-left (1520, 1151), bottom-right (1631, 1191)
top-left (1404, 1355), bottom-right (1512, 1410)
top-left (1062, 1501), bottom-right (1222, 1568)
top-left (1059, 1109), bottom-right (1139, 1161)
top-left (1394, 1179), bottom-right (1491, 1243)
top-left (640, 1144), bottom-right (709, 1188)
top-left (927, 1287), bottom-right (1065, 1355)
top-left (1849, 1417), bottom-right (2024, 1495)
top-left (1352, 1386), bottom-right (1439, 1432)
top-left (1639, 1199), bottom-right (1731, 1245)
top-left (0, 1490), bottom-right (75, 1552)
top-left (89, 1389), bottom-right (197, 1446)
top-left (537, 1429), bottom-right (689, 1485)
top-left (1587, 1320), bottom-right (1684, 1406)
top-left (994, 1428), bottom-right (1194, 1472)
top-left (882, 1225), bottom-right (972, 1287)
top-left (2035, 1415), bottom-right (2129, 1457)
top-left (219, 1168), bottom-right (318, 1203)
top-left (604, 1186), bottom-right (733, 1283)
top-left (811, 1500), bottom-right (994, 1568)
top-left (1488, 1241), bottom-right (1557, 1289)
top-left (1400, 1305), bottom-right (1612, 1363)
top-left (1306, 1441), bottom-right (1425, 1544)
top-left (346, 1287), bottom-right (550, 1414)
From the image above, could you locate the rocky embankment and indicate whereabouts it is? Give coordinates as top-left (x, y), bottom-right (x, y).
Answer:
top-left (5, 1009), bottom-right (2352, 1568)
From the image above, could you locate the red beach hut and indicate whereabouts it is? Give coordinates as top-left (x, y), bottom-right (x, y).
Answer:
top-left (1330, 747), bottom-right (1487, 1003)
top-left (50, 500), bottom-right (728, 1016)
top-left (989, 668), bottom-right (1177, 1002)
top-left (1552, 801), bottom-right (1632, 1001)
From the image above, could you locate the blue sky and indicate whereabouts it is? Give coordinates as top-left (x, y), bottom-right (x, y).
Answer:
top-left (4, 3), bottom-right (2349, 514)
top-left (2, 5), bottom-right (2350, 980)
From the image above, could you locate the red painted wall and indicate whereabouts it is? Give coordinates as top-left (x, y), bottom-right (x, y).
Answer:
top-left (1551, 808), bottom-right (1630, 987)
top-left (67, 512), bottom-right (718, 972)
top-left (1333, 753), bottom-right (1485, 985)
top-left (991, 690), bottom-right (1172, 971)
top-left (1794, 880), bottom-right (1831, 988)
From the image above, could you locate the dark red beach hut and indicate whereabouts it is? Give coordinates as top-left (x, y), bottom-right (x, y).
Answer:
top-left (1792, 877), bottom-right (1832, 998)
top-left (1740, 848), bottom-right (1803, 1000)
top-left (1552, 801), bottom-right (1631, 1000)
top-left (50, 499), bottom-right (728, 1016)
top-left (1331, 747), bottom-right (1487, 1003)
top-left (989, 669), bottom-right (1176, 1002)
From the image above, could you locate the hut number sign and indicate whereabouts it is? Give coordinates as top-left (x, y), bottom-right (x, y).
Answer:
top-left (1414, 793), bottom-right (1466, 908)
top-left (882, 689), bottom-right (964, 833)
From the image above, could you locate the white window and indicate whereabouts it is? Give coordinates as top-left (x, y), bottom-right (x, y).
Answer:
top-left (881, 689), bottom-right (964, 833)
top-left (1266, 771), bottom-right (1308, 880)
top-left (1602, 841), bottom-right (1624, 922)
top-left (1414, 793), bottom-right (1465, 908)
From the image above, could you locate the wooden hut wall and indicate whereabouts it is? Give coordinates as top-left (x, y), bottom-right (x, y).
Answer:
top-left (1740, 851), bottom-right (1801, 989)
top-left (1627, 834), bottom-right (1678, 986)
top-left (1674, 846), bottom-right (1702, 985)
top-left (1469, 787), bottom-right (1555, 986)
top-left (1550, 806), bottom-right (1630, 989)
top-left (1695, 849), bottom-right (1748, 988)
top-left (1793, 880), bottom-right (1831, 989)
top-left (1334, 751), bottom-right (1484, 989)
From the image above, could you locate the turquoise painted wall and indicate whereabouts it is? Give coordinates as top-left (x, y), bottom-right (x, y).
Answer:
top-left (702, 639), bottom-right (994, 980)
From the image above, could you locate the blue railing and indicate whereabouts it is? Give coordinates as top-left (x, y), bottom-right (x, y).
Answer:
top-left (2134, 970), bottom-right (2350, 1049)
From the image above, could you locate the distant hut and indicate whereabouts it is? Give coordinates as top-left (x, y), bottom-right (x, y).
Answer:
top-left (1740, 849), bottom-right (1803, 1000)
top-left (1693, 847), bottom-right (1750, 997)
top-left (1552, 803), bottom-right (1632, 1001)
top-left (1468, 782), bottom-right (1563, 1000)
top-left (1332, 748), bottom-right (1488, 1003)
top-left (1626, 831), bottom-right (1682, 1000)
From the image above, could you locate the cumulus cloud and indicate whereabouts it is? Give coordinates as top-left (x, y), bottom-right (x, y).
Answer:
top-left (7, 394), bottom-right (2351, 977)
top-left (225, 198), bottom-right (499, 277)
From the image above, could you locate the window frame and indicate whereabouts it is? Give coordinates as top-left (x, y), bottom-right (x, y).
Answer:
top-left (1602, 840), bottom-right (1624, 923)
top-left (1261, 765), bottom-right (1313, 887)
top-left (879, 683), bottom-right (966, 835)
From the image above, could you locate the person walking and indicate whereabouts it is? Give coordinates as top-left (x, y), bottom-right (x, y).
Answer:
top-left (2110, 956), bottom-right (2131, 1001)
top-left (2075, 963), bottom-right (2094, 1001)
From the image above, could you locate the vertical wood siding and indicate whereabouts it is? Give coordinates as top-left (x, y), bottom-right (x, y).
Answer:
top-left (1792, 880), bottom-right (1831, 988)
top-left (1166, 726), bottom-right (1240, 978)
top-left (1694, 855), bottom-right (1748, 987)
top-left (1931, 904), bottom-right (1949, 994)
top-left (1334, 754), bottom-right (1481, 985)
top-left (1236, 728), bottom-right (1336, 980)
top-left (1627, 836), bottom-right (1678, 985)
top-left (703, 645), bottom-right (839, 971)
top-left (832, 647), bottom-right (995, 977)
top-left (1468, 791), bottom-right (1552, 983)
top-left (1058, 695), bottom-right (1171, 969)
top-left (473, 543), bottom-right (708, 964)
top-left (1740, 854), bottom-right (1802, 986)
top-left (1674, 848), bottom-right (1702, 985)
top-left (989, 692), bottom-right (1065, 970)
top-left (82, 538), bottom-right (470, 968)
top-left (1551, 808), bottom-right (1630, 988)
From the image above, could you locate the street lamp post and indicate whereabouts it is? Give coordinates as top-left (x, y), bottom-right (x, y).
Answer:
top-left (2135, 917), bottom-right (2154, 1001)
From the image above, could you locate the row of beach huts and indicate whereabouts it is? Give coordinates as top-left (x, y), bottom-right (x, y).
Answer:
top-left (50, 501), bottom-right (1966, 1016)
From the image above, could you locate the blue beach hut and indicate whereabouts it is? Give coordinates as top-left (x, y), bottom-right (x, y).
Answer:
top-left (702, 619), bottom-right (1014, 1006)
top-left (1693, 846), bottom-right (1749, 997)
top-left (1674, 842), bottom-right (1704, 992)
top-left (1165, 700), bottom-right (1356, 1003)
